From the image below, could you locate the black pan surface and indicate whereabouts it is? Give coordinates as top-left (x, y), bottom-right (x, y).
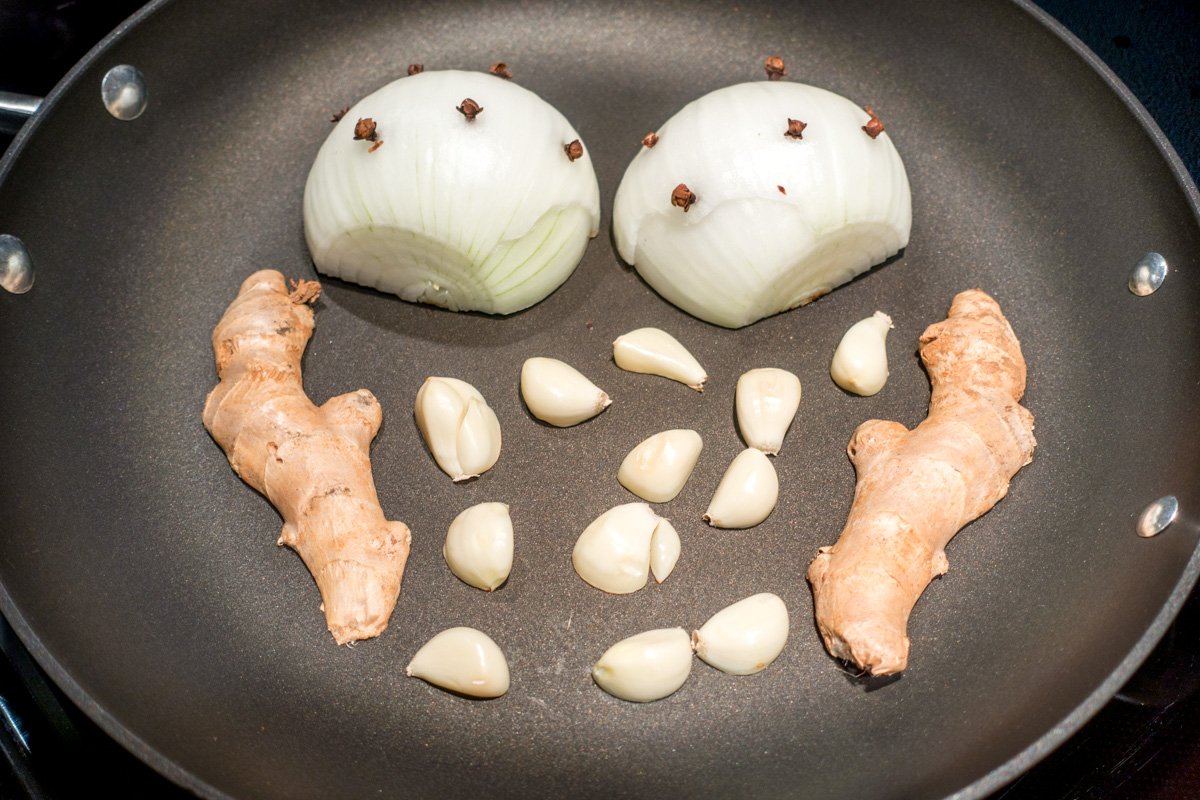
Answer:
top-left (1, 1), bottom-right (1198, 798)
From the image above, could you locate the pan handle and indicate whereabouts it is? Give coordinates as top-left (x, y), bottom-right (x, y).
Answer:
top-left (0, 92), bottom-right (42, 137)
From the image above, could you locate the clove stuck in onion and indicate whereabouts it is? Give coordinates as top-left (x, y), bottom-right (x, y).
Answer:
top-left (304, 70), bottom-right (600, 315)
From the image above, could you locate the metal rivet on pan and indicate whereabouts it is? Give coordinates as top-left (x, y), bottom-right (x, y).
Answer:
top-left (1136, 495), bottom-right (1178, 538)
top-left (101, 65), bottom-right (147, 121)
top-left (1128, 251), bottom-right (1167, 296)
top-left (0, 234), bottom-right (34, 294)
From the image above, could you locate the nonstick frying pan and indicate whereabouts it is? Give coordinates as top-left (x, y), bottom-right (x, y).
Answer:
top-left (1, 1), bottom-right (1198, 797)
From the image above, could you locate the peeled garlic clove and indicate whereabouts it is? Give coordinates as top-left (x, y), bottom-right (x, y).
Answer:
top-left (649, 517), bottom-right (681, 583)
top-left (406, 627), bottom-right (510, 698)
top-left (692, 593), bottom-right (789, 675)
top-left (443, 502), bottom-right (513, 591)
top-left (612, 327), bottom-right (707, 391)
top-left (520, 357), bottom-right (611, 427)
top-left (617, 429), bottom-right (703, 503)
top-left (415, 376), bottom-right (502, 480)
top-left (830, 311), bottom-right (893, 396)
top-left (704, 448), bottom-right (779, 529)
top-left (736, 368), bottom-right (802, 455)
top-left (592, 627), bottom-right (693, 702)
top-left (572, 503), bottom-right (655, 593)
top-left (572, 502), bottom-right (678, 593)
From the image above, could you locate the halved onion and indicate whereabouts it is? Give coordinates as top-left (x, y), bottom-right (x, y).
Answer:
top-left (304, 70), bottom-right (600, 314)
top-left (613, 81), bottom-right (911, 328)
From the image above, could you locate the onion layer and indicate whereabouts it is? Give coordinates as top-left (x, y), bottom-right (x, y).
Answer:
top-left (304, 70), bottom-right (600, 314)
top-left (613, 81), bottom-right (911, 328)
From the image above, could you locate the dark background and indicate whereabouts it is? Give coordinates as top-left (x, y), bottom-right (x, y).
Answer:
top-left (1, 1), bottom-right (1198, 798)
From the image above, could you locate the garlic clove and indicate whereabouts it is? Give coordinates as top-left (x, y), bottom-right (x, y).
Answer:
top-left (406, 627), bottom-right (510, 698)
top-left (457, 396), bottom-right (503, 475)
top-left (830, 311), bottom-right (893, 396)
top-left (736, 368), bottom-right (802, 455)
top-left (704, 448), bottom-right (779, 529)
top-left (443, 502), bottom-right (514, 591)
top-left (414, 377), bottom-right (469, 474)
top-left (520, 357), bottom-right (611, 427)
top-left (414, 376), bottom-right (502, 480)
top-left (612, 328), bottom-right (707, 391)
top-left (617, 429), bottom-right (703, 503)
top-left (649, 517), bottom-right (681, 583)
top-left (692, 593), bottom-right (789, 675)
top-left (592, 627), bottom-right (693, 702)
top-left (572, 502), bottom-right (661, 593)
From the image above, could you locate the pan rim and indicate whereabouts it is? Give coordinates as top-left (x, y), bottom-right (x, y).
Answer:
top-left (0, 1), bottom-right (1198, 798)
top-left (1014, 1), bottom-right (1199, 218)
top-left (0, 1), bottom-right (169, 188)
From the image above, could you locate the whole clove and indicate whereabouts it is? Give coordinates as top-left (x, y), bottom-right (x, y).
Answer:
top-left (671, 183), bottom-right (696, 212)
top-left (354, 117), bottom-right (378, 140)
top-left (564, 139), bottom-right (584, 162)
top-left (862, 106), bottom-right (885, 139)
top-left (785, 118), bottom-right (807, 139)
top-left (353, 117), bottom-right (383, 152)
top-left (457, 98), bottom-right (483, 121)
top-left (764, 56), bottom-right (786, 81)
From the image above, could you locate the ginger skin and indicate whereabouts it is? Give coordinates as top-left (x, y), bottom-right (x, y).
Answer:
top-left (203, 270), bottom-right (411, 645)
top-left (807, 290), bottom-right (1035, 675)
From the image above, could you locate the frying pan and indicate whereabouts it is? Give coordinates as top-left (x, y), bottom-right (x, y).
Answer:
top-left (1, 1), bottom-right (1198, 797)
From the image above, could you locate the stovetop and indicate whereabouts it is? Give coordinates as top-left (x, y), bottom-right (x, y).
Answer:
top-left (1, 1), bottom-right (1198, 797)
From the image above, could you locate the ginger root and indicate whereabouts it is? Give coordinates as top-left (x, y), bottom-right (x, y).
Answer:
top-left (807, 290), bottom-right (1035, 675)
top-left (203, 270), bottom-right (411, 644)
